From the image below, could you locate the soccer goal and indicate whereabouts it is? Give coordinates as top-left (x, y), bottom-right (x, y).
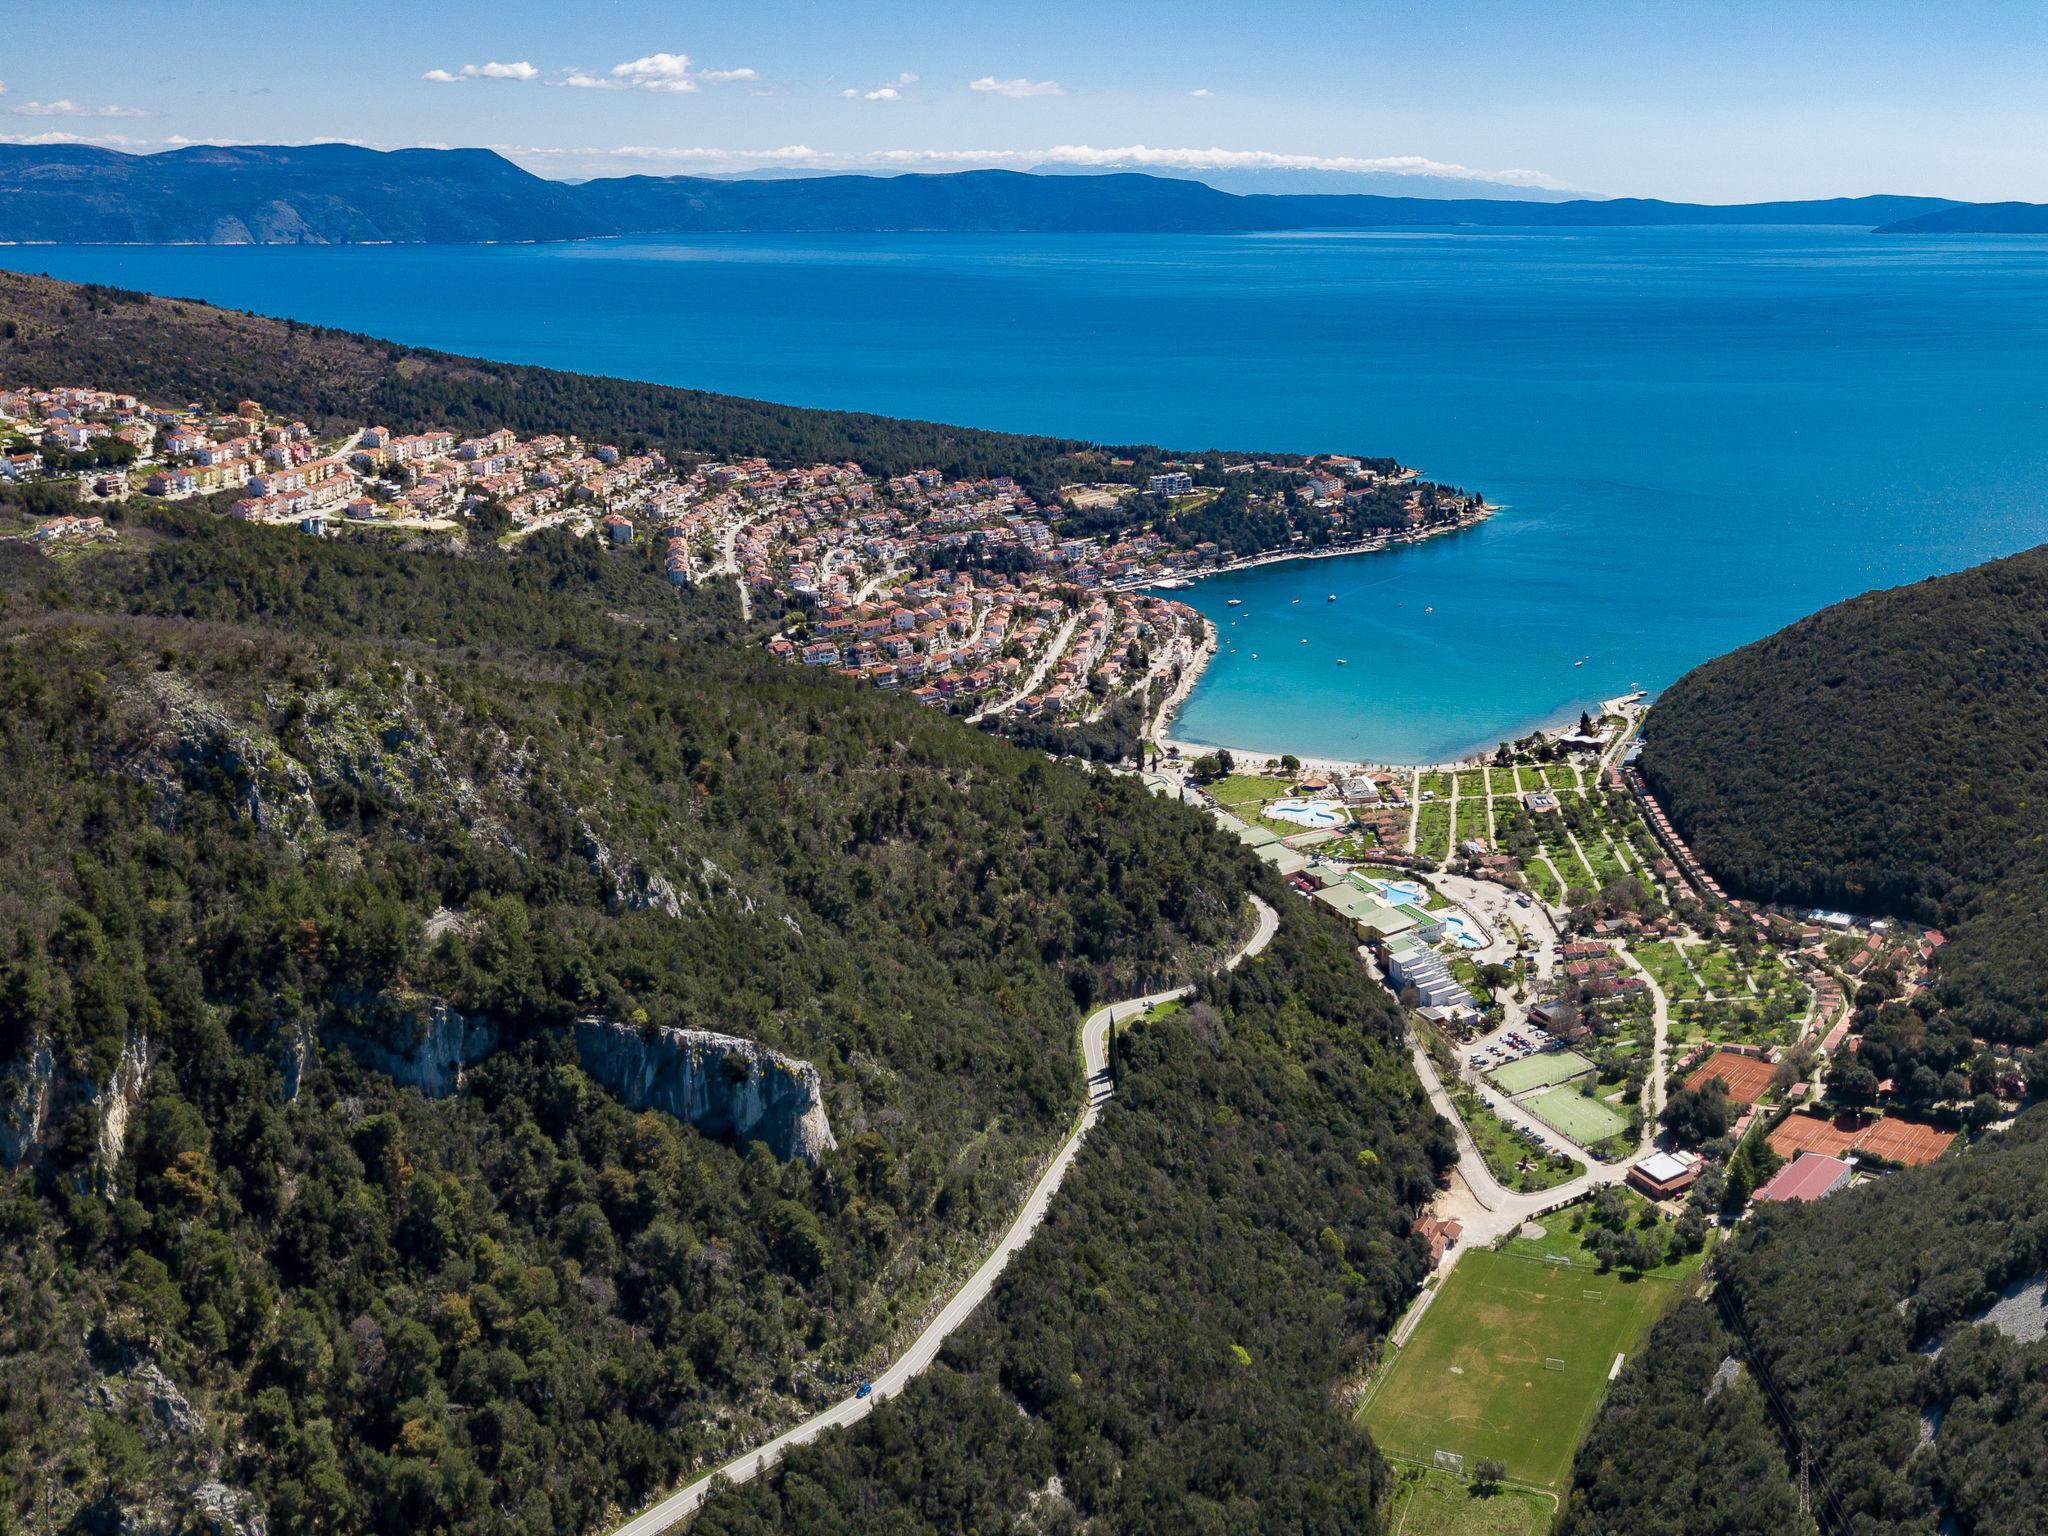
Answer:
top-left (1433, 1449), bottom-right (1466, 1478)
top-left (1544, 1357), bottom-right (1567, 1372)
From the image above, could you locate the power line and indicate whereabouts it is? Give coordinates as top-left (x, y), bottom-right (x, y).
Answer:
top-left (1711, 1279), bottom-right (1853, 1534)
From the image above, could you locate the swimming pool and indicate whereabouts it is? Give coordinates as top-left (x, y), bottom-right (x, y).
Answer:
top-left (1439, 914), bottom-right (1486, 950)
top-left (1268, 798), bottom-right (1347, 829)
top-left (1370, 878), bottom-right (1427, 907)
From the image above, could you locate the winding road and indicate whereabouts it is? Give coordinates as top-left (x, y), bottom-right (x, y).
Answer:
top-left (609, 894), bottom-right (1279, 1536)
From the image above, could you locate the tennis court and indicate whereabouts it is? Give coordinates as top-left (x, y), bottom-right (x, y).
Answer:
top-left (1489, 1049), bottom-right (1595, 1093)
top-left (1770, 1108), bottom-right (1955, 1166)
top-left (1683, 1048), bottom-right (1777, 1105)
top-left (1527, 1084), bottom-right (1630, 1145)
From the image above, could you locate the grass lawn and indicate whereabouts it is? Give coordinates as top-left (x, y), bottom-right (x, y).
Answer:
top-left (1362, 1248), bottom-right (1692, 1489)
top-left (1526, 1085), bottom-right (1631, 1146)
top-left (1449, 1085), bottom-right (1582, 1193)
top-left (1416, 802), bottom-right (1453, 859)
top-left (1454, 796), bottom-right (1492, 846)
top-left (1454, 770), bottom-right (1490, 800)
top-left (1489, 1050), bottom-right (1594, 1094)
top-left (1630, 941), bottom-right (1702, 1003)
top-left (1501, 1190), bottom-right (1705, 1281)
top-left (1692, 945), bottom-right (1748, 997)
top-left (1209, 773), bottom-right (1293, 809)
top-left (1383, 1465), bottom-right (1552, 1536)
top-left (1520, 858), bottom-right (1566, 908)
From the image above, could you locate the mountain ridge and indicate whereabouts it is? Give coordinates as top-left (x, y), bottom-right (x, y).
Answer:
top-left (0, 142), bottom-right (1967, 244)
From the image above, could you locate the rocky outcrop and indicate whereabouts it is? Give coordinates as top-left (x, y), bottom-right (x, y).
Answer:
top-left (0, 1037), bottom-right (55, 1167)
top-left (312, 1005), bottom-right (832, 1164)
top-left (97, 1036), bottom-right (152, 1174)
top-left (190, 1481), bottom-right (268, 1536)
top-left (0, 1032), bottom-right (151, 1187)
top-left (573, 1017), bottom-right (836, 1164)
top-left (318, 1003), bottom-right (497, 1098)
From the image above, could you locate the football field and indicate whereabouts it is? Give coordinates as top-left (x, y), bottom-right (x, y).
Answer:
top-left (1360, 1248), bottom-right (1684, 1489)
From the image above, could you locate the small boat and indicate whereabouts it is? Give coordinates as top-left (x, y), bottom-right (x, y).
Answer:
top-left (1251, 652), bottom-right (1258, 659)
top-left (1291, 598), bottom-right (1300, 604)
top-left (1575, 657), bottom-right (1587, 667)
top-left (1327, 594), bottom-right (1336, 602)
top-left (1336, 658), bottom-right (1348, 666)
top-left (1424, 605), bottom-right (1434, 613)
top-left (1227, 598), bottom-right (1242, 607)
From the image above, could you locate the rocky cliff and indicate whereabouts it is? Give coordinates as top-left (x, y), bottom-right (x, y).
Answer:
top-left (313, 1007), bottom-right (835, 1163)
top-left (317, 1003), bottom-right (499, 1098)
top-left (0, 1032), bottom-right (153, 1187)
top-left (571, 1017), bottom-right (837, 1164)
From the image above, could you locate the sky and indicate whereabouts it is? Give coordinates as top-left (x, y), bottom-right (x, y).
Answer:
top-left (7, 0), bottom-right (2048, 201)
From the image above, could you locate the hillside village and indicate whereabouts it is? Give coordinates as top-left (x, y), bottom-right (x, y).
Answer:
top-left (1, 381), bottom-right (1493, 731)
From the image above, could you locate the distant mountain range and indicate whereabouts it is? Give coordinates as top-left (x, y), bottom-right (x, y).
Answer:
top-left (0, 142), bottom-right (1987, 245)
top-left (1873, 201), bottom-right (2048, 233)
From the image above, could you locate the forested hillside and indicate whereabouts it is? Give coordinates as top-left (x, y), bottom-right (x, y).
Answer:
top-left (692, 903), bottom-right (1454, 1536)
top-left (1641, 544), bottom-right (2048, 1052)
top-left (0, 505), bottom-right (1327, 1534)
top-left (1563, 1108), bottom-right (2048, 1535)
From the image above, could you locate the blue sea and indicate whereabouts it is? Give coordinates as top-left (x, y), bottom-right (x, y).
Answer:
top-left (14, 227), bottom-right (2048, 762)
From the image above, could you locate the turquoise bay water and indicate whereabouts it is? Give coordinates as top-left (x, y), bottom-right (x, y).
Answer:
top-left (15, 229), bottom-right (2048, 761)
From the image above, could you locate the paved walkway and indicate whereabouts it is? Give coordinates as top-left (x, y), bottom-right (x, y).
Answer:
top-left (609, 896), bottom-right (1279, 1536)
top-left (969, 611), bottom-right (1079, 724)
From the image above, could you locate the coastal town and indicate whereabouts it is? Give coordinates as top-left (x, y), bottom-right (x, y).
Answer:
top-left (0, 380), bottom-right (1490, 731)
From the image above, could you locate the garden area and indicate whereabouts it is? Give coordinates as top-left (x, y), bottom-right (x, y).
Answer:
top-left (1449, 1082), bottom-right (1583, 1193)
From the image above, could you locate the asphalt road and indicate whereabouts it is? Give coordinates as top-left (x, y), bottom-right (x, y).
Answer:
top-left (608, 893), bottom-right (1279, 1536)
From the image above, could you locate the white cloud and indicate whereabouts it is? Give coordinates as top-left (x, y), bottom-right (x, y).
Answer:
top-left (9, 99), bottom-right (150, 118)
top-left (1189, 88), bottom-right (1214, 98)
top-left (555, 53), bottom-right (756, 93)
top-left (605, 144), bottom-right (820, 163)
top-left (422, 61), bottom-right (539, 83)
top-left (0, 129), bottom-right (148, 147)
top-left (849, 142), bottom-right (1574, 188)
top-left (608, 52), bottom-right (696, 91)
top-left (489, 139), bottom-right (1574, 191)
top-left (970, 76), bottom-right (1064, 99)
top-left (845, 73), bottom-right (916, 102)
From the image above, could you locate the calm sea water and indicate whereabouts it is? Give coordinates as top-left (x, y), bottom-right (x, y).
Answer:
top-left (15, 228), bottom-right (2048, 761)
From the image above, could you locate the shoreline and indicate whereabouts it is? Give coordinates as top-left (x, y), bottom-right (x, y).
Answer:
top-left (1148, 615), bottom-right (1218, 741)
top-left (1123, 502), bottom-right (1497, 596)
top-left (1145, 504), bottom-right (1517, 766)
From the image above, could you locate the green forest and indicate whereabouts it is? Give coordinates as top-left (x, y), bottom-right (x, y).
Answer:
top-left (1563, 1108), bottom-right (2048, 1535)
top-left (690, 908), bottom-right (1454, 1536)
top-left (0, 499), bottom-right (1364, 1534)
top-left (1642, 542), bottom-right (2048, 1064)
top-left (0, 405), bottom-right (1456, 1536)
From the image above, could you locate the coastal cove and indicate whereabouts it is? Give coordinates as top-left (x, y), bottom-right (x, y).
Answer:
top-left (16, 224), bottom-right (2048, 761)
